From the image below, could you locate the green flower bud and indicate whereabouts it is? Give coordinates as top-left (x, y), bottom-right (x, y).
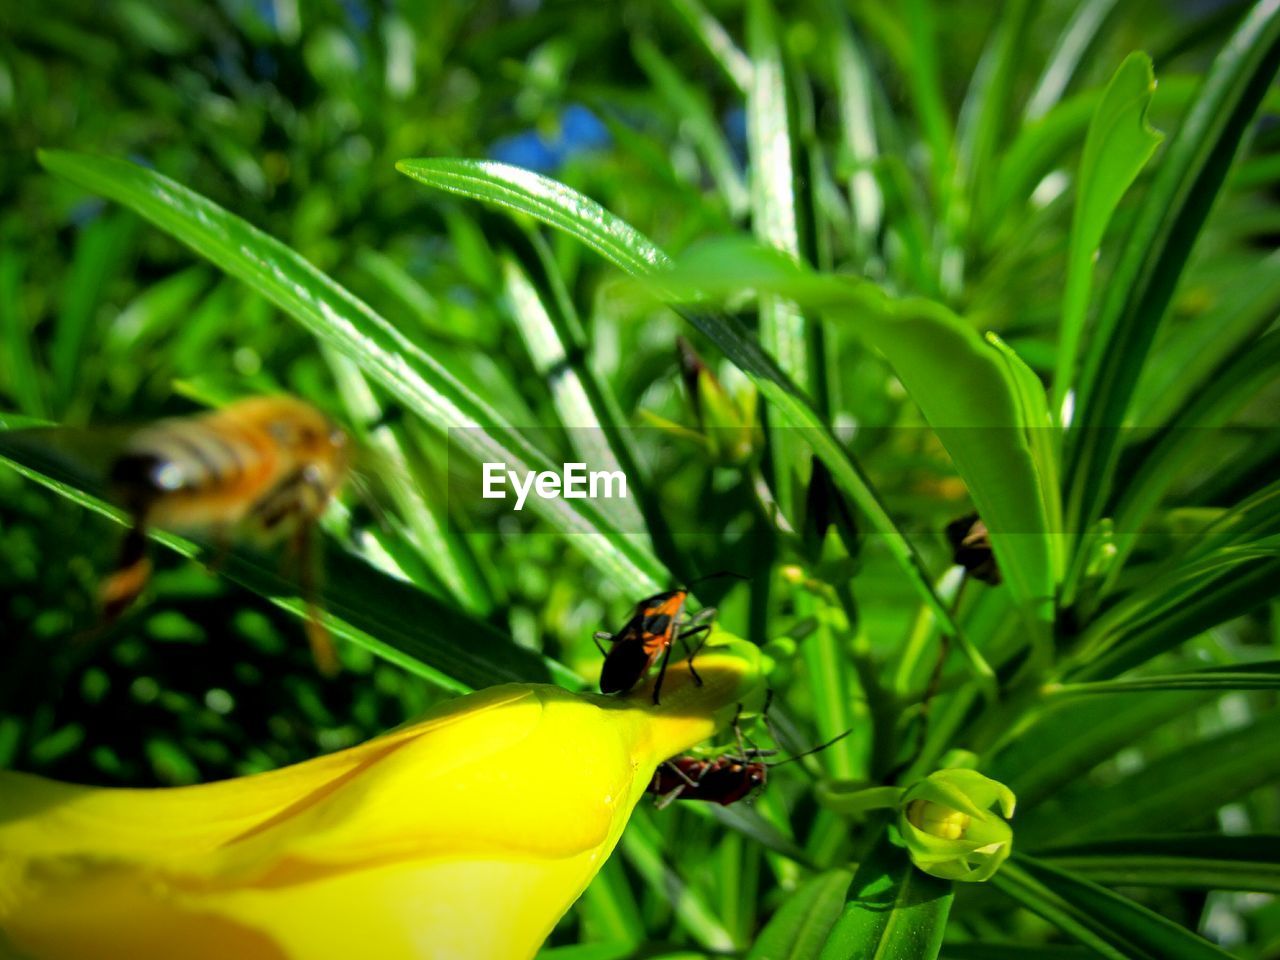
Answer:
top-left (898, 768), bottom-right (1016, 882)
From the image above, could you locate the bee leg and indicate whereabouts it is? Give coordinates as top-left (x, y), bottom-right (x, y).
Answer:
top-left (100, 517), bottom-right (152, 624)
top-left (291, 519), bottom-right (339, 677)
top-left (592, 631), bottom-right (614, 658)
top-left (651, 640), bottom-right (675, 705)
top-left (204, 524), bottom-right (232, 577)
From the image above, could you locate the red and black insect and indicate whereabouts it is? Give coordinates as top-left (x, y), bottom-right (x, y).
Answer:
top-left (595, 588), bottom-right (717, 704)
top-left (649, 698), bottom-right (853, 809)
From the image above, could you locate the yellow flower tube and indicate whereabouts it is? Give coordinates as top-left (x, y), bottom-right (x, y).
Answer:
top-left (0, 634), bottom-right (764, 960)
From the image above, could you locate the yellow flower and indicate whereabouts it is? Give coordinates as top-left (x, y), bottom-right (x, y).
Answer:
top-left (0, 634), bottom-right (763, 960)
top-left (898, 768), bottom-right (1016, 883)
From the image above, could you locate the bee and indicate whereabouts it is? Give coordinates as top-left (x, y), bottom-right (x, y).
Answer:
top-left (100, 395), bottom-right (350, 673)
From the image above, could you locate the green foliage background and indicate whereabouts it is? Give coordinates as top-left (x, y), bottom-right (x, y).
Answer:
top-left (2, 0), bottom-right (1280, 956)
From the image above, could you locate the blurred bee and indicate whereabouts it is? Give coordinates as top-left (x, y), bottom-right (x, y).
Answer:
top-left (101, 395), bottom-right (350, 673)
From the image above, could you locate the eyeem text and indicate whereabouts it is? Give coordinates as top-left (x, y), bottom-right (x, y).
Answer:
top-left (482, 462), bottom-right (628, 511)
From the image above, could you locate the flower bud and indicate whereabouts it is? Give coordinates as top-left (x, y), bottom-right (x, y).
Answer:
top-left (898, 768), bottom-right (1015, 882)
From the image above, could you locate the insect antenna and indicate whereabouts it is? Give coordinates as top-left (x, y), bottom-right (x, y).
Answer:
top-left (766, 727), bottom-right (856, 769)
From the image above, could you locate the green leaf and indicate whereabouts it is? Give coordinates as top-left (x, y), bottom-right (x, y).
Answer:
top-left (1040, 835), bottom-right (1280, 892)
top-left (1055, 52), bottom-right (1163, 415)
top-left (0, 430), bottom-right (571, 692)
top-left (37, 150), bottom-right (666, 597)
top-left (1024, 0), bottom-right (1123, 121)
top-left (987, 690), bottom-right (1212, 806)
top-left (1065, 3), bottom-right (1280, 549)
top-left (1054, 659), bottom-right (1280, 695)
top-left (993, 856), bottom-right (1235, 960)
top-left (747, 868), bottom-right (853, 960)
top-left (901, 0), bottom-right (954, 195)
top-left (623, 811), bottom-right (736, 953)
top-left (0, 242), bottom-right (47, 418)
top-left (819, 831), bottom-right (951, 960)
top-left (50, 211), bottom-right (135, 416)
top-left (1102, 326), bottom-right (1280, 586)
top-left (1019, 709), bottom-right (1280, 848)
top-left (394, 158), bottom-right (964, 655)
top-left (633, 36), bottom-right (748, 217)
top-left (746, 0), bottom-right (814, 525)
top-left (944, 947), bottom-right (1094, 960)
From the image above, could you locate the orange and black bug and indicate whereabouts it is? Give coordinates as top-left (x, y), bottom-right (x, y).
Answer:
top-left (649, 697), bottom-right (853, 808)
top-left (595, 588), bottom-right (716, 705)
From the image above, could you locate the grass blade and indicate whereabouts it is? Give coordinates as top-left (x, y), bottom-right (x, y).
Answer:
top-left (1054, 52), bottom-right (1163, 416)
top-left (995, 857), bottom-right (1236, 960)
top-left (747, 868), bottom-right (853, 960)
top-left (1040, 835), bottom-right (1280, 892)
top-left (1025, 0), bottom-right (1123, 121)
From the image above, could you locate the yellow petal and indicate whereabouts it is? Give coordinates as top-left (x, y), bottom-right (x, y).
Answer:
top-left (0, 634), bottom-right (764, 960)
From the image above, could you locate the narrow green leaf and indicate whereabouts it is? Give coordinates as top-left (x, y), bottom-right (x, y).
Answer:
top-left (1019, 709), bottom-right (1280, 848)
top-left (1054, 660), bottom-right (1280, 695)
top-left (747, 0), bottom-right (814, 524)
top-left (955, 0), bottom-right (1033, 250)
top-left (324, 348), bottom-right (493, 615)
top-left (0, 244), bottom-right (47, 418)
top-left (633, 37), bottom-right (748, 217)
top-left (748, 868), bottom-right (853, 960)
top-left (995, 857), bottom-right (1235, 960)
top-left (1024, 0), bottom-right (1123, 121)
top-left (1129, 249), bottom-right (1280, 427)
top-left (37, 150), bottom-right (666, 596)
top-left (1040, 835), bottom-right (1280, 892)
top-left (1103, 326), bottom-right (1280, 585)
top-left (987, 690), bottom-right (1211, 806)
top-left (664, 0), bottom-right (753, 95)
top-left (50, 212), bottom-right (134, 415)
top-left (1055, 52), bottom-right (1163, 415)
top-left (394, 158), bottom-right (964, 654)
top-left (623, 812), bottom-right (736, 953)
top-left (819, 832), bottom-right (951, 960)
top-left (500, 253), bottom-right (647, 535)
top-left (830, 7), bottom-right (884, 257)
top-left (902, 0), bottom-right (955, 194)
top-left (1066, 2), bottom-right (1280, 546)
top-left (943, 946), bottom-right (1094, 960)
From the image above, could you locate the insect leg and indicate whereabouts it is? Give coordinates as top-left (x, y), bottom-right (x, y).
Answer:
top-left (677, 623), bottom-right (711, 687)
top-left (100, 516), bottom-right (152, 624)
top-left (651, 639), bottom-right (675, 705)
top-left (292, 518), bottom-right (339, 677)
top-left (655, 784), bottom-right (687, 810)
top-left (592, 631), bottom-right (614, 658)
